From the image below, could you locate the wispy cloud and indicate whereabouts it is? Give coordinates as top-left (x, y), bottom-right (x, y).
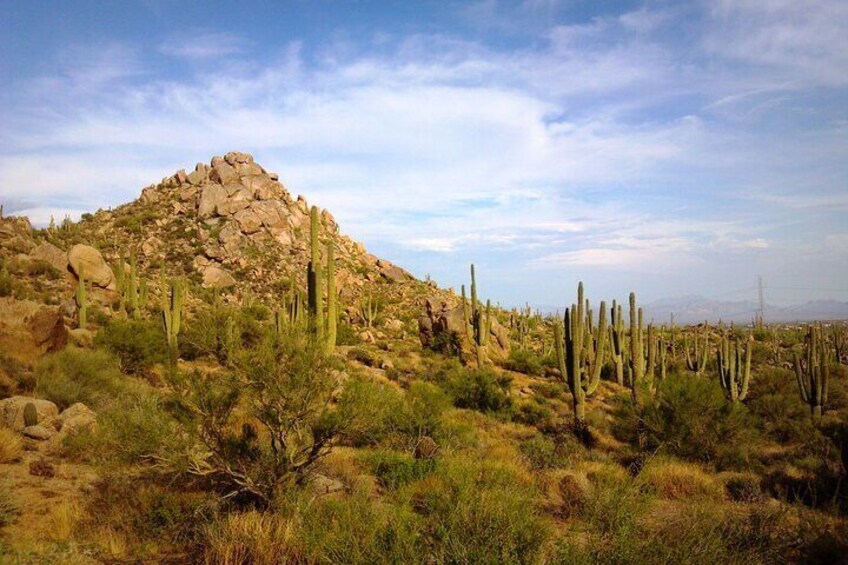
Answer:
top-left (159, 31), bottom-right (248, 60)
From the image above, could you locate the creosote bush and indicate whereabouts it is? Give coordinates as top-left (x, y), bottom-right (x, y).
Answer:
top-left (35, 347), bottom-right (125, 410)
top-left (637, 374), bottom-right (758, 468)
top-left (95, 317), bottom-right (168, 376)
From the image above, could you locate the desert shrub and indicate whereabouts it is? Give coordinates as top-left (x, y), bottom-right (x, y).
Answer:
top-left (0, 427), bottom-right (23, 463)
top-left (65, 392), bottom-right (187, 464)
top-left (504, 349), bottom-right (543, 375)
top-left (336, 320), bottom-right (360, 345)
top-left (0, 489), bottom-right (19, 527)
top-left (87, 475), bottom-right (217, 551)
top-left (179, 304), bottom-right (240, 365)
top-left (407, 457), bottom-right (549, 564)
top-left (513, 399), bottom-right (553, 427)
top-left (428, 329), bottom-right (462, 357)
top-left (25, 259), bottom-right (61, 279)
top-left (364, 450), bottom-right (437, 490)
top-left (722, 472), bottom-right (764, 502)
top-left (0, 260), bottom-right (13, 297)
top-left (339, 379), bottom-right (450, 449)
top-left (519, 433), bottom-right (583, 470)
top-left (95, 318), bottom-right (168, 376)
top-left (163, 329), bottom-right (349, 505)
top-left (639, 374), bottom-right (758, 468)
top-left (637, 457), bottom-right (724, 500)
top-left (444, 366), bottom-right (513, 414)
top-left (746, 366), bottom-right (812, 443)
top-left (348, 346), bottom-right (378, 367)
top-left (296, 488), bottom-right (420, 563)
top-left (35, 347), bottom-right (125, 410)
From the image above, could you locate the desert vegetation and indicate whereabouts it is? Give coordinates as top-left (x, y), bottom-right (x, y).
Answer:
top-left (1, 154), bottom-right (847, 563)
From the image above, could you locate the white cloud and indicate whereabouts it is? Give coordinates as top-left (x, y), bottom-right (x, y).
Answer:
top-left (159, 31), bottom-right (247, 59)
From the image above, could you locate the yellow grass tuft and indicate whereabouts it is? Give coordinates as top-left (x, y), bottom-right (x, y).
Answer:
top-left (639, 458), bottom-right (724, 500)
top-left (0, 426), bottom-right (23, 463)
top-left (203, 511), bottom-right (296, 565)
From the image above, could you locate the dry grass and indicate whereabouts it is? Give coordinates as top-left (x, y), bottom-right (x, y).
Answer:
top-left (0, 426), bottom-right (23, 463)
top-left (639, 457), bottom-right (725, 500)
top-left (47, 500), bottom-right (82, 542)
top-left (203, 511), bottom-right (296, 565)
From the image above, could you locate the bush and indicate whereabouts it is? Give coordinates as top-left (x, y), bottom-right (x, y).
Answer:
top-left (504, 349), bottom-right (543, 375)
top-left (95, 318), bottom-right (168, 376)
top-left (364, 450), bottom-right (436, 490)
top-left (519, 433), bottom-right (584, 470)
top-left (445, 367), bottom-right (513, 414)
top-left (639, 374), bottom-right (758, 468)
top-left (35, 347), bottom-right (125, 410)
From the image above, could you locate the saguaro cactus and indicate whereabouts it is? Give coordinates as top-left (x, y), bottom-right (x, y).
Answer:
top-left (469, 264), bottom-right (486, 367)
top-left (609, 300), bottom-right (626, 386)
top-left (717, 330), bottom-right (752, 402)
top-left (326, 240), bottom-right (337, 352)
top-left (795, 324), bottom-right (829, 423)
top-left (307, 206), bottom-right (324, 341)
top-left (554, 282), bottom-right (608, 430)
top-left (684, 325), bottom-right (710, 374)
top-left (76, 264), bottom-right (87, 329)
top-left (628, 292), bottom-right (645, 402)
top-left (162, 277), bottom-right (185, 351)
top-left (23, 402), bottom-right (38, 427)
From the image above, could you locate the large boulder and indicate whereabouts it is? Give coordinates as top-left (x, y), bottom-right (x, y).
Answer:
top-left (30, 242), bottom-right (68, 272)
top-left (0, 298), bottom-right (68, 364)
top-left (201, 265), bottom-right (237, 289)
top-left (0, 396), bottom-right (59, 431)
top-left (68, 244), bottom-right (114, 289)
top-left (198, 184), bottom-right (229, 218)
top-left (58, 402), bottom-right (97, 436)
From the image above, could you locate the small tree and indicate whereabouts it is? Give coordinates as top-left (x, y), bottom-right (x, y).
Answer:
top-left (165, 327), bottom-right (345, 506)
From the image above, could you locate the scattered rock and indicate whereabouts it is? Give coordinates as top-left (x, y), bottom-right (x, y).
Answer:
top-left (29, 458), bottom-right (55, 478)
top-left (0, 396), bottom-right (59, 431)
top-left (414, 436), bottom-right (439, 460)
top-left (23, 425), bottom-right (55, 440)
top-left (201, 265), bottom-right (237, 289)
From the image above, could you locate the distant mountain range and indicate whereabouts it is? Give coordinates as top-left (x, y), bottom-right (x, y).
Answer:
top-left (534, 296), bottom-right (848, 325)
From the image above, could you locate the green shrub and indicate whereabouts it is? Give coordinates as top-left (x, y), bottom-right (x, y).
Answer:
top-left (504, 349), bottom-right (543, 375)
top-left (336, 321), bottom-right (360, 345)
top-left (746, 367), bottom-right (810, 443)
top-left (35, 347), bottom-right (125, 410)
top-left (364, 450), bottom-right (437, 490)
top-left (639, 374), bottom-right (758, 468)
top-left (348, 347), bottom-right (378, 367)
top-left (445, 367), bottom-right (513, 414)
top-left (95, 318), bottom-right (168, 376)
top-left (519, 433), bottom-right (584, 469)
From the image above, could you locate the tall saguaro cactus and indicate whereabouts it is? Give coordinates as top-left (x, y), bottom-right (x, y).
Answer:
top-left (554, 282), bottom-right (608, 431)
top-left (795, 324), bottom-right (829, 423)
top-left (75, 264), bottom-right (87, 329)
top-left (684, 325), bottom-right (710, 374)
top-left (162, 277), bottom-right (185, 352)
top-left (628, 292), bottom-right (645, 402)
top-left (609, 300), bottom-right (626, 386)
top-left (307, 205), bottom-right (324, 341)
top-left (326, 240), bottom-right (337, 352)
top-left (717, 330), bottom-right (752, 402)
top-left (469, 264), bottom-right (485, 367)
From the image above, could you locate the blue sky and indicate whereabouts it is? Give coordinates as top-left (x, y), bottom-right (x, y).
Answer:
top-left (1, 0), bottom-right (846, 308)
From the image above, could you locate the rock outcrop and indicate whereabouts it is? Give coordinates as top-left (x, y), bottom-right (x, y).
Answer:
top-left (0, 396), bottom-right (59, 431)
top-left (418, 297), bottom-right (510, 363)
top-left (68, 244), bottom-right (115, 289)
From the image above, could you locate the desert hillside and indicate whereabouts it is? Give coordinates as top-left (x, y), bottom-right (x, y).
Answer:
top-left (0, 154), bottom-right (846, 564)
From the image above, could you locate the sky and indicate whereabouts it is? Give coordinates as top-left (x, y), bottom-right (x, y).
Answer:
top-left (1, 0), bottom-right (846, 309)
